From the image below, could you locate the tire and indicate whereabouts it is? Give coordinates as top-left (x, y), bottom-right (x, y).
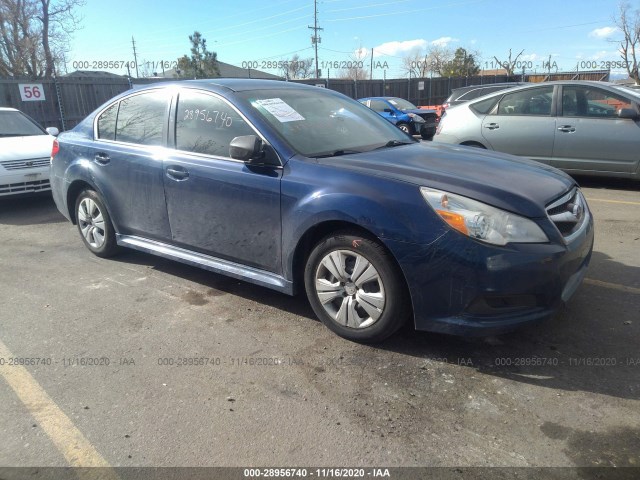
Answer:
top-left (396, 122), bottom-right (411, 134)
top-left (304, 232), bottom-right (409, 343)
top-left (75, 189), bottom-right (119, 258)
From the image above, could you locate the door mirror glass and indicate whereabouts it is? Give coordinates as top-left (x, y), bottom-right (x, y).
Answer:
top-left (618, 108), bottom-right (639, 119)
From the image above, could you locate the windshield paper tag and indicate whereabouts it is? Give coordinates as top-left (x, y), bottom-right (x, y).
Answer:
top-left (255, 98), bottom-right (305, 123)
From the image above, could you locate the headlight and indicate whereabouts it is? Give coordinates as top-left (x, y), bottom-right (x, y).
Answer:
top-left (420, 187), bottom-right (548, 246)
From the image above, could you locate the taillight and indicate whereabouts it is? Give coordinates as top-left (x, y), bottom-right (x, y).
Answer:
top-left (50, 139), bottom-right (59, 164)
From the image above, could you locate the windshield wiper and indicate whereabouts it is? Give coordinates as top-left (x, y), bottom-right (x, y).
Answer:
top-left (315, 149), bottom-right (363, 158)
top-left (374, 140), bottom-right (414, 150)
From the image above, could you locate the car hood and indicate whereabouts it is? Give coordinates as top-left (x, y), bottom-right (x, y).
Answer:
top-left (0, 135), bottom-right (55, 161)
top-left (319, 142), bottom-right (575, 218)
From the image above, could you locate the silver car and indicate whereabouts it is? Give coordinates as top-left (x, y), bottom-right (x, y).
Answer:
top-left (433, 81), bottom-right (640, 180)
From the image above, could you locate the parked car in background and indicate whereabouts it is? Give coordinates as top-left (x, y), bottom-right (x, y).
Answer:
top-left (51, 80), bottom-right (593, 342)
top-left (433, 80), bottom-right (640, 180)
top-left (358, 96), bottom-right (437, 139)
top-left (442, 82), bottom-right (528, 111)
top-left (0, 108), bottom-right (59, 196)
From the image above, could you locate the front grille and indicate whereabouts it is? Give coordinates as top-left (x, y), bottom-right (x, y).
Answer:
top-left (0, 157), bottom-right (50, 170)
top-left (416, 112), bottom-right (437, 124)
top-left (0, 179), bottom-right (51, 196)
top-left (546, 188), bottom-right (588, 243)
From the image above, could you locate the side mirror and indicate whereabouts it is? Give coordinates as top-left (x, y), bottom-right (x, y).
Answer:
top-left (618, 108), bottom-right (639, 119)
top-left (46, 127), bottom-right (59, 137)
top-left (229, 135), bottom-right (263, 162)
top-left (383, 108), bottom-right (394, 114)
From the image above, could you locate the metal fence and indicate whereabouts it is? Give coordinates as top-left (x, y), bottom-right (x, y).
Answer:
top-left (0, 70), bottom-right (610, 131)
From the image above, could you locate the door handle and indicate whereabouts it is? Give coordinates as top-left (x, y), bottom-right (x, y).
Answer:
top-left (94, 153), bottom-right (110, 165)
top-left (166, 166), bottom-right (189, 181)
top-left (484, 123), bottom-right (499, 130)
top-left (557, 125), bottom-right (576, 133)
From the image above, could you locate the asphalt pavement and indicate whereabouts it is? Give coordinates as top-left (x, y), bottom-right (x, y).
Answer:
top-left (0, 177), bottom-right (638, 476)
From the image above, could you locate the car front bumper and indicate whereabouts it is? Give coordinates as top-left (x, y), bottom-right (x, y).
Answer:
top-left (0, 168), bottom-right (51, 196)
top-left (386, 214), bottom-right (594, 336)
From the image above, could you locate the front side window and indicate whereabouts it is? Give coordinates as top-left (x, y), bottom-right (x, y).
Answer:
top-left (115, 91), bottom-right (167, 146)
top-left (497, 87), bottom-right (553, 116)
top-left (175, 90), bottom-right (255, 158)
top-left (562, 86), bottom-right (634, 118)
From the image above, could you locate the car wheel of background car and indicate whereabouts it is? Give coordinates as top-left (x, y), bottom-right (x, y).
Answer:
top-left (75, 189), bottom-right (119, 258)
top-left (396, 122), bottom-right (411, 134)
top-left (304, 231), bottom-right (409, 343)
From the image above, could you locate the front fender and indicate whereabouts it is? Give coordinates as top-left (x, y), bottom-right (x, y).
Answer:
top-left (280, 158), bottom-right (448, 280)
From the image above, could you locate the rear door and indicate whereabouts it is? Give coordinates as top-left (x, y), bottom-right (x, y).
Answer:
top-left (480, 85), bottom-right (556, 163)
top-left (552, 85), bottom-right (640, 174)
top-left (162, 88), bottom-right (282, 273)
top-left (90, 90), bottom-right (172, 241)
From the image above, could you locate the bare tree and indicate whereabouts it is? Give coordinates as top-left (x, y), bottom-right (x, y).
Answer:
top-left (338, 64), bottom-right (369, 80)
top-left (492, 48), bottom-right (525, 77)
top-left (0, 0), bottom-right (83, 77)
top-left (0, 0), bottom-right (43, 77)
top-left (280, 54), bottom-right (313, 79)
top-left (401, 45), bottom-right (455, 78)
top-left (38, 0), bottom-right (84, 77)
top-left (614, 2), bottom-right (639, 84)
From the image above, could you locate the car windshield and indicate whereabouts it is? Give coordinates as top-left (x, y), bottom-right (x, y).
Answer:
top-left (387, 97), bottom-right (418, 110)
top-left (0, 110), bottom-right (45, 137)
top-left (239, 89), bottom-right (412, 157)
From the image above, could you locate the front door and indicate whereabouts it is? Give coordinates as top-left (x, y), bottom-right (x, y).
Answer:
top-left (162, 89), bottom-right (282, 273)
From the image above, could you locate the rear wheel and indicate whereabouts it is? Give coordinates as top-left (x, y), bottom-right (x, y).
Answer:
top-left (304, 232), bottom-right (409, 343)
top-left (75, 189), bottom-right (119, 258)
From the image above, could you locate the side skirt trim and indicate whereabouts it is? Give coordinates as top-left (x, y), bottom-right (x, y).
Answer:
top-left (116, 234), bottom-right (293, 295)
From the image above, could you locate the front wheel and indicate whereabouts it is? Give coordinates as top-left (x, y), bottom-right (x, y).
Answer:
top-left (396, 122), bottom-right (411, 134)
top-left (75, 189), bottom-right (119, 258)
top-left (304, 232), bottom-right (409, 343)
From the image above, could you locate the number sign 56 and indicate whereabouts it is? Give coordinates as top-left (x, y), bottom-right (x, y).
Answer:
top-left (19, 84), bottom-right (46, 102)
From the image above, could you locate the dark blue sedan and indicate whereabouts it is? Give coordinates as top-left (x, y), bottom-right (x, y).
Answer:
top-left (50, 80), bottom-right (593, 342)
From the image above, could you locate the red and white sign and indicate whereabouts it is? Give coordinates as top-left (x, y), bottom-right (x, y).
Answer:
top-left (18, 84), bottom-right (46, 102)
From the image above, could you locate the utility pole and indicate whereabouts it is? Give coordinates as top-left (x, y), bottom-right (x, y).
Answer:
top-left (131, 36), bottom-right (140, 78)
top-left (308, 0), bottom-right (323, 78)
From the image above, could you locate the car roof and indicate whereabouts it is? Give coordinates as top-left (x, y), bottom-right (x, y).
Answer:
top-left (451, 82), bottom-right (527, 93)
top-left (137, 78), bottom-right (314, 94)
top-left (0, 107), bottom-right (19, 112)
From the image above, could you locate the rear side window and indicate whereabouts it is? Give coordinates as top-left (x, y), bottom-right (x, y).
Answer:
top-left (97, 103), bottom-right (117, 140)
top-left (115, 91), bottom-right (167, 146)
top-left (175, 90), bottom-right (254, 158)
top-left (470, 97), bottom-right (499, 114)
top-left (497, 87), bottom-right (553, 116)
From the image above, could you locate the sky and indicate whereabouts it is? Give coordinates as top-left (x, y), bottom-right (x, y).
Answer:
top-left (66, 0), bottom-right (638, 79)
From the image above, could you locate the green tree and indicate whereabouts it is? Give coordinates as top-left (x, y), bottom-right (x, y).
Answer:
top-left (176, 31), bottom-right (219, 79)
top-left (443, 47), bottom-right (480, 77)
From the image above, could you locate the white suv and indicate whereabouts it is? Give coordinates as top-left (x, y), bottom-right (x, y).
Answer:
top-left (0, 108), bottom-right (58, 196)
